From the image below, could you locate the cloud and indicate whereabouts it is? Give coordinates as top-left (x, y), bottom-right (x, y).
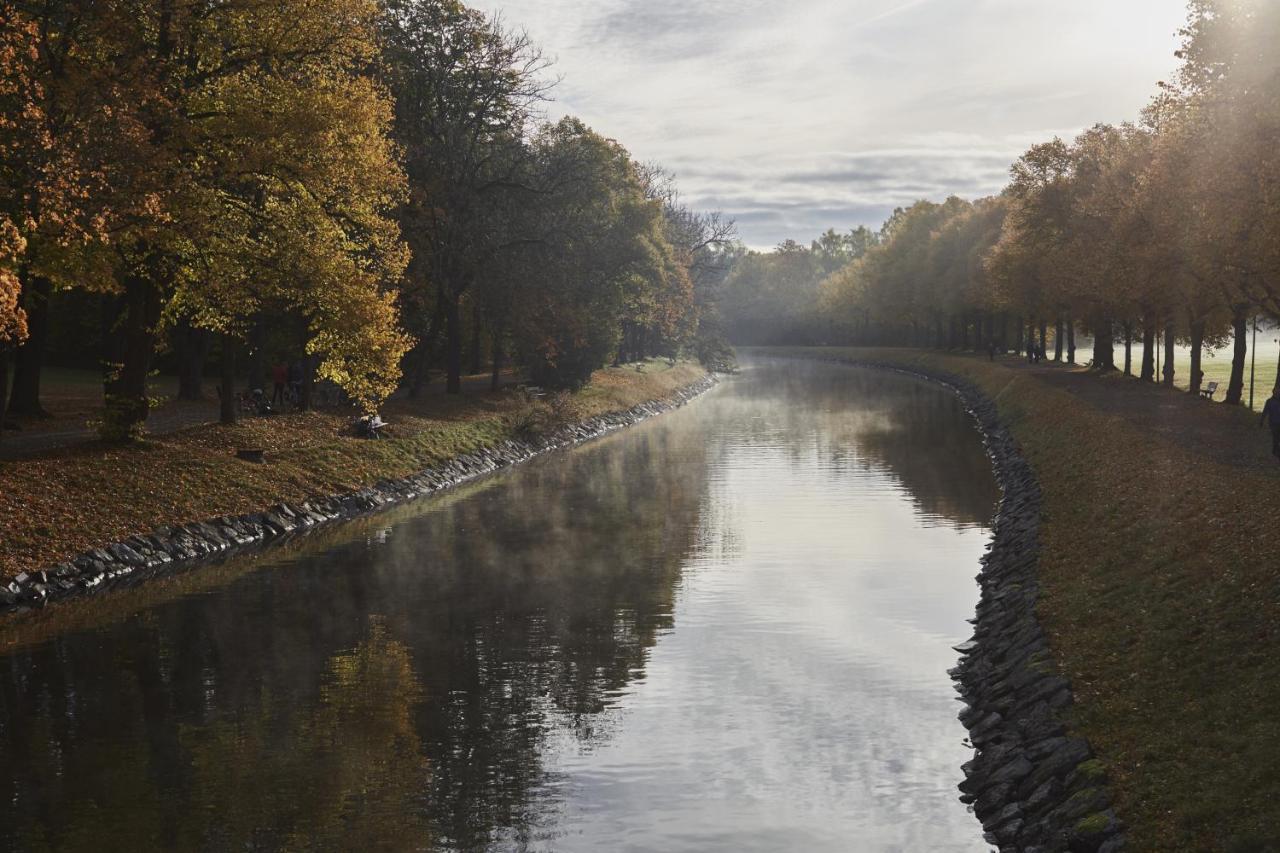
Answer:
top-left (663, 142), bottom-right (1031, 246)
top-left (587, 0), bottom-right (773, 59)
top-left (859, 0), bottom-right (938, 26)
top-left (483, 0), bottom-right (1188, 246)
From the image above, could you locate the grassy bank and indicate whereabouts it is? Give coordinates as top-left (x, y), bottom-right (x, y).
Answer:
top-left (760, 347), bottom-right (1280, 853)
top-left (0, 360), bottom-right (706, 580)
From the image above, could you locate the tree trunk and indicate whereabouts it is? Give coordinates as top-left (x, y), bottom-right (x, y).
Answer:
top-left (469, 304), bottom-right (483, 375)
top-left (0, 348), bottom-right (10, 446)
top-left (176, 324), bottom-right (211, 401)
top-left (1162, 321), bottom-right (1175, 387)
top-left (1038, 320), bottom-right (1048, 356)
top-left (1092, 318), bottom-right (1115, 370)
top-left (1225, 306), bottom-right (1248, 405)
top-left (408, 342), bottom-right (430, 398)
top-left (972, 316), bottom-right (981, 350)
top-left (1054, 318), bottom-right (1064, 361)
top-left (301, 354), bottom-right (317, 411)
top-left (406, 298), bottom-right (447, 399)
top-left (219, 333), bottom-right (237, 425)
top-left (1140, 314), bottom-right (1156, 382)
top-left (101, 275), bottom-right (162, 441)
top-left (445, 293), bottom-right (462, 395)
top-left (8, 272), bottom-right (51, 417)
top-left (1122, 321), bottom-right (1133, 375)
top-left (1066, 319), bottom-right (1076, 364)
top-left (1014, 315), bottom-right (1024, 353)
top-left (1188, 317), bottom-right (1206, 395)
top-left (490, 325), bottom-right (504, 392)
top-left (246, 319), bottom-right (266, 393)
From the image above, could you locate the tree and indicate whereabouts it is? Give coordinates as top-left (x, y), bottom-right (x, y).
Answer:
top-left (55, 0), bottom-right (413, 435)
top-left (512, 118), bottom-right (678, 388)
top-left (0, 5), bottom-right (40, 439)
top-left (2, 1), bottom-right (114, 420)
top-left (1163, 0), bottom-right (1280, 403)
top-left (377, 0), bottom-right (550, 394)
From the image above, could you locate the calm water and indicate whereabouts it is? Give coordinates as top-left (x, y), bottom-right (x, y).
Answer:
top-left (0, 358), bottom-right (1000, 852)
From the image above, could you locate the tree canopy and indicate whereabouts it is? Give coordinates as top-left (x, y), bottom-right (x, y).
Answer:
top-left (0, 0), bottom-right (734, 439)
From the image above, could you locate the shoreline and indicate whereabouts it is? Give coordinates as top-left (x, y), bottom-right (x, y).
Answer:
top-left (767, 351), bottom-right (1125, 852)
top-left (1, 373), bottom-right (719, 619)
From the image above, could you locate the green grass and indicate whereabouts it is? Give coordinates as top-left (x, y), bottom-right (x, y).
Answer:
top-left (1056, 334), bottom-right (1280, 411)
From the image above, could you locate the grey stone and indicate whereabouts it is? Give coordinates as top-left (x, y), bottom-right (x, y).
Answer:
top-left (107, 543), bottom-right (146, 566)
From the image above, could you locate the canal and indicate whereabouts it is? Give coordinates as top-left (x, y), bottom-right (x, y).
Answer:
top-left (0, 358), bottom-right (1000, 852)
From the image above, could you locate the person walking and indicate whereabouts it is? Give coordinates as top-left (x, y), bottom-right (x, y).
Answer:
top-left (271, 362), bottom-right (288, 407)
top-left (1261, 387), bottom-right (1280, 461)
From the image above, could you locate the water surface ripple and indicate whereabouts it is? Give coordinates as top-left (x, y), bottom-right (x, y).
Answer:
top-left (0, 358), bottom-right (999, 852)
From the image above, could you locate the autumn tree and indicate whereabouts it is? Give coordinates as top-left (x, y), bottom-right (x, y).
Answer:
top-left (1160, 0), bottom-right (1280, 403)
top-left (0, 6), bottom-right (40, 439)
top-left (1, 1), bottom-right (117, 421)
top-left (53, 0), bottom-right (413, 435)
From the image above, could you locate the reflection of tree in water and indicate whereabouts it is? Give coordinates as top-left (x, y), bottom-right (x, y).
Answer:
top-left (380, 422), bottom-right (710, 848)
top-left (0, 418), bottom-right (709, 853)
top-left (0, 620), bottom-right (430, 852)
top-left (846, 383), bottom-right (1001, 528)
top-left (730, 360), bottom-right (1000, 528)
top-left (178, 620), bottom-right (431, 852)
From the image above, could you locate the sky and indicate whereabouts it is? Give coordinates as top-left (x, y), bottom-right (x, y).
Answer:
top-left (480, 0), bottom-right (1191, 249)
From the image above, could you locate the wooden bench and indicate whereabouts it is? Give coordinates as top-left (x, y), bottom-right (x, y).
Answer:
top-left (1199, 381), bottom-right (1219, 400)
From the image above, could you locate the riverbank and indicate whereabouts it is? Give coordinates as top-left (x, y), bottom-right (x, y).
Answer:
top-left (0, 361), bottom-right (711, 593)
top-left (760, 347), bottom-right (1280, 853)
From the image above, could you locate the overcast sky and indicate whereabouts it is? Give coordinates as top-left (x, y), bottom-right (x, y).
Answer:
top-left (482, 0), bottom-right (1190, 248)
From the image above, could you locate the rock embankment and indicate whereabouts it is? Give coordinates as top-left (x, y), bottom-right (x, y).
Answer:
top-left (1, 374), bottom-right (718, 616)
top-left (949, 377), bottom-right (1124, 853)
top-left (780, 352), bottom-right (1125, 853)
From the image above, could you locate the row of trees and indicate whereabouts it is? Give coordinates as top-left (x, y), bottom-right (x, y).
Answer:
top-left (718, 228), bottom-right (879, 344)
top-left (735, 0), bottom-right (1277, 407)
top-left (0, 0), bottom-right (733, 440)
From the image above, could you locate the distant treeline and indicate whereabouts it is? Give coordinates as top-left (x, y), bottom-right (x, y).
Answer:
top-left (721, 0), bottom-right (1279, 406)
top-left (0, 0), bottom-right (735, 439)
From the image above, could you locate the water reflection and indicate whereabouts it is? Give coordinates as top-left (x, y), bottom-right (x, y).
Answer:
top-left (0, 357), bottom-right (996, 852)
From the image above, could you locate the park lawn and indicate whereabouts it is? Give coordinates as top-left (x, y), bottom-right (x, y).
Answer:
top-left (0, 359), bottom-right (705, 580)
top-left (1036, 333), bottom-right (1280, 411)
top-left (762, 347), bottom-right (1280, 853)
top-left (2, 366), bottom-right (188, 431)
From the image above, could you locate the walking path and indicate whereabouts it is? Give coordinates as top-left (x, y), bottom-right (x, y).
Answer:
top-left (0, 401), bottom-right (218, 460)
top-left (0, 369), bottom-right (525, 460)
top-left (992, 354), bottom-right (1278, 474)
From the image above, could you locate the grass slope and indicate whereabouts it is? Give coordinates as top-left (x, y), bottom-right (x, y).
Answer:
top-left (0, 360), bottom-right (705, 579)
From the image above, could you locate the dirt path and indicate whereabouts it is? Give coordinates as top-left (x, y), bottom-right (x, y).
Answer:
top-left (0, 369), bottom-right (526, 460)
top-left (0, 400), bottom-right (219, 460)
top-left (991, 354), bottom-right (1278, 474)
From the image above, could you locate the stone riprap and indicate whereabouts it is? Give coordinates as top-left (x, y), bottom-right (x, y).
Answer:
top-left (1, 374), bottom-right (718, 617)
top-left (774, 353), bottom-right (1125, 853)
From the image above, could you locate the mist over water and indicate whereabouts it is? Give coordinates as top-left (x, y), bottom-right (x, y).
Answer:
top-left (0, 358), bottom-right (998, 852)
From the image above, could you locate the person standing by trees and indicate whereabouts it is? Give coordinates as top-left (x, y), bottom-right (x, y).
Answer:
top-left (1261, 387), bottom-right (1280, 461)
